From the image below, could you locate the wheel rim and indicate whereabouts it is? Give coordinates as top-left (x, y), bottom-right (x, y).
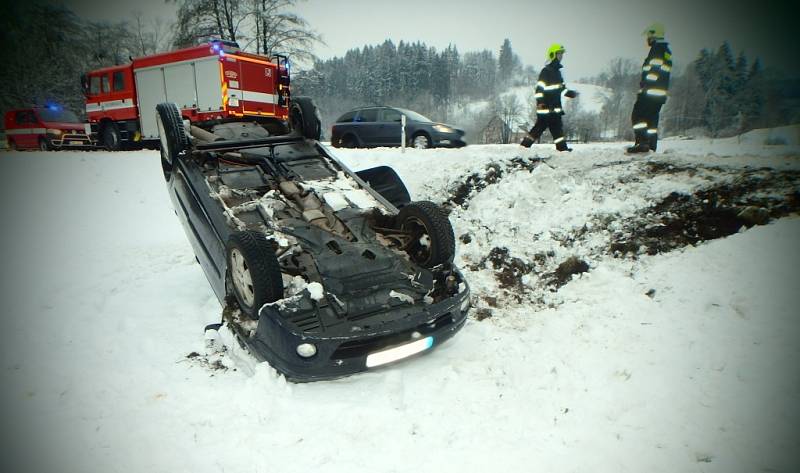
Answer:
top-left (401, 216), bottom-right (432, 265)
top-left (413, 135), bottom-right (429, 149)
top-left (155, 114), bottom-right (171, 164)
top-left (230, 248), bottom-right (255, 307)
top-left (39, 140), bottom-right (47, 151)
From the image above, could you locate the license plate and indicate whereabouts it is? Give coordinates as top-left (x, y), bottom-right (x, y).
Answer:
top-left (69, 141), bottom-right (81, 145)
top-left (365, 336), bottom-right (433, 368)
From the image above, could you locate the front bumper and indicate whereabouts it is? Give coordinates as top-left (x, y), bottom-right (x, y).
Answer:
top-left (51, 132), bottom-right (97, 149)
top-left (242, 283), bottom-right (471, 381)
top-left (432, 132), bottom-right (467, 148)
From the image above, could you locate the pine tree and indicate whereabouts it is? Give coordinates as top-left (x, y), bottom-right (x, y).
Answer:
top-left (498, 39), bottom-right (514, 87)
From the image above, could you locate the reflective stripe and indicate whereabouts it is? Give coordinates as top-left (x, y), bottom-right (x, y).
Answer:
top-left (633, 122), bottom-right (648, 129)
top-left (553, 108), bottom-right (562, 113)
top-left (537, 109), bottom-right (550, 114)
top-left (543, 83), bottom-right (562, 91)
top-left (643, 65), bottom-right (652, 72)
top-left (534, 93), bottom-right (544, 98)
top-left (661, 64), bottom-right (671, 72)
top-left (646, 88), bottom-right (667, 97)
top-left (649, 58), bottom-right (664, 66)
top-left (553, 137), bottom-right (565, 143)
top-left (646, 73), bottom-right (659, 81)
top-left (647, 129), bottom-right (658, 134)
top-left (536, 81), bottom-right (546, 88)
top-left (86, 99), bottom-right (136, 113)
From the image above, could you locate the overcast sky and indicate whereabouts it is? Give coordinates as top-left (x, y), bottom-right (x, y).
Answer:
top-left (62, 0), bottom-right (796, 79)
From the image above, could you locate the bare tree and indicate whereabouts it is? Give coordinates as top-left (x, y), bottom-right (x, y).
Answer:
top-left (496, 94), bottom-right (523, 144)
top-left (247, 0), bottom-right (321, 62)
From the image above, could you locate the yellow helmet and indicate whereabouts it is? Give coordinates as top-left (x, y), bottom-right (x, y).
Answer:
top-left (546, 43), bottom-right (566, 61)
top-left (642, 22), bottom-right (665, 39)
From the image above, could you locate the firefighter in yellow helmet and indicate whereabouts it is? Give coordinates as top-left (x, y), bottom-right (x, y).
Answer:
top-left (627, 22), bottom-right (672, 153)
top-left (520, 43), bottom-right (579, 151)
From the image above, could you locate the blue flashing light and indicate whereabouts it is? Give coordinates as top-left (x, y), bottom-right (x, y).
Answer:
top-left (212, 43), bottom-right (220, 51)
top-left (219, 50), bottom-right (225, 57)
top-left (46, 103), bottom-right (61, 112)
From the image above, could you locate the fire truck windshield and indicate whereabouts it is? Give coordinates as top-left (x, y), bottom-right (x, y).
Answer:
top-left (37, 108), bottom-right (81, 123)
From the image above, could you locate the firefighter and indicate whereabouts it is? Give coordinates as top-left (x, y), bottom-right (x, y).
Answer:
top-left (627, 22), bottom-right (672, 153)
top-left (520, 43), bottom-right (578, 152)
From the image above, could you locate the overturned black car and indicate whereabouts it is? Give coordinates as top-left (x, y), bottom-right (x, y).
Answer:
top-left (156, 98), bottom-right (470, 381)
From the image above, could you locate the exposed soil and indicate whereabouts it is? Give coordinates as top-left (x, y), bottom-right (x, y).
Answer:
top-left (452, 156), bottom-right (800, 315)
top-left (444, 156), bottom-right (548, 211)
top-left (608, 168), bottom-right (800, 257)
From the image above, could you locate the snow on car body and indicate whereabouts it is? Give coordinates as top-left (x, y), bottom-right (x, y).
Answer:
top-left (156, 102), bottom-right (470, 381)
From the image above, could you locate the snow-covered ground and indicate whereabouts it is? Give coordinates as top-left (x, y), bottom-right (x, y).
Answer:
top-left (1, 138), bottom-right (798, 473)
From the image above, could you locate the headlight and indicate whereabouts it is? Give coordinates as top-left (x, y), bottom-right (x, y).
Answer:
top-left (433, 124), bottom-right (454, 133)
top-left (47, 129), bottom-right (63, 136)
top-left (296, 343), bottom-right (317, 358)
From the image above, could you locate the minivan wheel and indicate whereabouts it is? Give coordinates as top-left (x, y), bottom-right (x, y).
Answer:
top-left (412, 133), bottom-right (431, 149)
top-left (341, 134), bottom-right (357, 148)
top-left (226, 231), bottom-right (284, 320)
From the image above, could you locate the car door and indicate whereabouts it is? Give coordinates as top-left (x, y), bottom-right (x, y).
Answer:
top-left (353, 108), bottom-right (380, 146)
top-left (377, 108), bottom-right (403, 146)
top-left (15, 111), bottom-right (38, 149)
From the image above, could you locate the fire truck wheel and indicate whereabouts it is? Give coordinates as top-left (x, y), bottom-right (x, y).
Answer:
top-left (155, 102), bottom-right (188, 174)
top-left (290, 96), bottom-right (321, 140)
top-left (102, 124), bottom-right (121, 151)
top-left (8, 140), bottom-right (17, 151)
top-left (39, 138), bottom-right (50, 151)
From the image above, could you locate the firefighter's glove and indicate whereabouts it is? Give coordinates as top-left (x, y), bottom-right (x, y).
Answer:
top-left (565, 90), bottom-right (578, 99)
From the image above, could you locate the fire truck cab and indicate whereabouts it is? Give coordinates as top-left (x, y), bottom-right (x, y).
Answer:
top-left (83, 40), bottom-right (294, 150)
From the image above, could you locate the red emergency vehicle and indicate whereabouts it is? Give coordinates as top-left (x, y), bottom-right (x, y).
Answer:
top-left (83, 40), bottom-right (291, 150)
top-left (4, 106), bottom-right (95, 151)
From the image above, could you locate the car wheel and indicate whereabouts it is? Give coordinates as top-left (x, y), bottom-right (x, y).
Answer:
top-left (8, 140), bottom-right (16, 151)
top-left (39, 138), bottom-right (50, 151)
top-left (396, 201), bottom-right (455, 267)
top-left (155, 102), bottom-right (188, 179)
top-left (341, 134), bottom-right (358, 148)
top-left (102, 123), bottom-right (121, 151)
top-left (412, 133), bottom-right (431, 149)
top-left (290, 96), bottom-right (322, 140)
top-left (226, 231), bottom-right (284, 320)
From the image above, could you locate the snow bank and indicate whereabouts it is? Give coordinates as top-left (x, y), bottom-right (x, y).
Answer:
top-left (1, 141), bottom-right (798, 473)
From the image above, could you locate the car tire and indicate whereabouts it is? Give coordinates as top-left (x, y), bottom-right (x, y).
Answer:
top-left (396, 201), bottom-right (455, 267)
top-left (341, 134), bottom-right (358, 148)
top-left (102, 123), bottom-right (121, 151)
top-left (155, 102), bottom-right (188, 178)
top-left (226, 231), bottom-right (284, 320)
top-left (412, 133), bottom-right (431, 149)
top-left (8, 140), bottom-right (16, 151)
top-left (290, 96), bottom-right (321, 140)
top-left (39, 138), bottom-right (50, 151)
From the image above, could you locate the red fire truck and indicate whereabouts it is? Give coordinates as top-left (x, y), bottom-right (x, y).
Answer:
top-left (83, 40), bottom-right (298, 150)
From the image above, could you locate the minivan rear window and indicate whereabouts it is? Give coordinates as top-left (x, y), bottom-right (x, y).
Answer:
top-left (336, 111), bottom-right (356, 123)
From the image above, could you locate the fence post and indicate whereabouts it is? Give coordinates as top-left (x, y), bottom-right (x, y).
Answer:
top-left (401, 114), bottom-right (406, 153)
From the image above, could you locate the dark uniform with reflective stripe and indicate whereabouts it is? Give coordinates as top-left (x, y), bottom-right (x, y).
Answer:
top-left (521, 59), bottom-right (576, 151)
top-left (630, 39), bottom-right (672, 151)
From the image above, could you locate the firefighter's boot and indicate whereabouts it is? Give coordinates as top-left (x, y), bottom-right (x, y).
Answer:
top-left (648, 133), bottom-right (658, 151)
top-left (556, 143), bottom-right (572, 152)
top-left (520, 133), bottom-right (537, 148)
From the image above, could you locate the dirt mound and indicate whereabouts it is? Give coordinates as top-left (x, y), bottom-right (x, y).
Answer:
top-left (445, 156), bottom-right (548, 211)
top-left (608, 169), bottom-right (800, 257)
